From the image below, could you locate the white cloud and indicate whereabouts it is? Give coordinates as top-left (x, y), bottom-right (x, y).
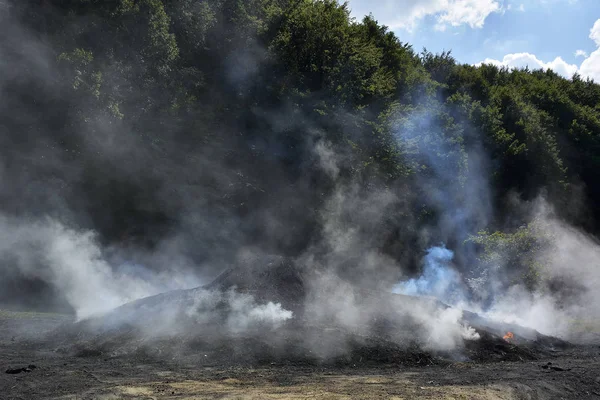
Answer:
top-left (347, 0), bottom-right (501, 31)
top-left (504, 1), bottom-right (524, 12)
top-left (579, 19), bottom-right (600, 81)
top-left (476, 53), bottom-right (578, 78)
top-left (590, 18), bottom-right (600, 46)
top-left (476, 18), bottom-right (600, 82)
top-left (579, 50), bottom-right (600, 81)
top-left (436, 0), bottom-right (502, 30)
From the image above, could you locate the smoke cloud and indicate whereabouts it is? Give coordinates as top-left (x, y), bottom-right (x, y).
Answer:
top-left (481, 202), bottom-right (600, 342)
top-left (387, 101), bottom-right (600, 344)
top-left (393, 246), bottom-right (462, 302)
top-left (0, 214), bottom-right (202, 319)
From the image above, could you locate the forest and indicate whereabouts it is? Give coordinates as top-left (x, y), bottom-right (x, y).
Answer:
top-left (1, 0), bottom-right (600, 313)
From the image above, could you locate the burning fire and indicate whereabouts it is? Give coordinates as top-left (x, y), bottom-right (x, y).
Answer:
top-left (503, 332), bottom-right (514, 341)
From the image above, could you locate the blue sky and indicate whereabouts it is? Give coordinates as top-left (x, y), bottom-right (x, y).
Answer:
top-left (345, 0), bottom-right (600, 80)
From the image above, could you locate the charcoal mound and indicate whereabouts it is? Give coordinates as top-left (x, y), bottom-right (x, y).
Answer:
top-left (205, 255), bottom-right (306, 312)
top-left (51, 256), bottom-right (571, 366)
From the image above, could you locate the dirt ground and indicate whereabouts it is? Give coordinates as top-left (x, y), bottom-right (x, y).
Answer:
top-left (2, 311), bottom-right (600, 400)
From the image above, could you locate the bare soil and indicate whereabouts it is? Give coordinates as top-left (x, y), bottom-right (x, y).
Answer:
top-left (2, 311), bottom-right (600, 400)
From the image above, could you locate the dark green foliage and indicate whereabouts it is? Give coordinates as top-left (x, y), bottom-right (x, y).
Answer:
top-left (3, 0), bottom-right (600, 284)
top-left (468, 221), bottom-right (554, 291)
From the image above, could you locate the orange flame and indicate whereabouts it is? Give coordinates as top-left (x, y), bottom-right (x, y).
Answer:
top-left (503, 332), bottom-right (514, 341)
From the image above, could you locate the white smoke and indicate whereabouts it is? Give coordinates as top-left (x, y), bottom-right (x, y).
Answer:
top-left (201, 289), bottom-right (293, 333)
top-left (482, 201), bottom-right (600, 342)
top-left (302, 269), bottom-right (481, 355)
top-left (419, 307), bottom-right (480, 351)
top-left (388, 198), bottom-right (600, 343)
top-left (393, 246), bottom-right (464, 302)
top-left (386, 101), bottom-right (600, 344)
top-left (0, 214), bottom-right (201, 319)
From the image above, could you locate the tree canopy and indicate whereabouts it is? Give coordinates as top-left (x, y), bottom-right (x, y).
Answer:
top-left (2, 0), bottom-right (600, 298)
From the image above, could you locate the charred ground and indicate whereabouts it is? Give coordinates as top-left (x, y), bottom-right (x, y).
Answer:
top-left (5, 258), bottom-right (598, 399)
top-left (2, 306), bottom-right (600, 399)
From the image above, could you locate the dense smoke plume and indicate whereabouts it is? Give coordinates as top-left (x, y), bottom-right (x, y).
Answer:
top-left (0, 215), bottom-right (204, 319)
top-left (479, 201), bottom-right (600, 342)
top-left (393, 246), bottom-right (463, 303)
top-left (388, 102), bottom-right (600, 343)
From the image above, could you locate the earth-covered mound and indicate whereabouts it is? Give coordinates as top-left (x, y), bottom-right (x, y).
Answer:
top-left (51, 256), bottom-right (570, 366)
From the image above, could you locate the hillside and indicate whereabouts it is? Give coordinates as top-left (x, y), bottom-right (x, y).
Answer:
top-left (1, 0), bottom-right (600, 335)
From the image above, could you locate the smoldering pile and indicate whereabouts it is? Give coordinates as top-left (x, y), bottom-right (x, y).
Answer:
top-left (51, 255), bottom-right (569, 367)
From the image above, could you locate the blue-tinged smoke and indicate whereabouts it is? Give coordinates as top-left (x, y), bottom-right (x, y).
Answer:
top-left (393, 246), bottom-right (464, 304)
top-left (393, 108), bottom-right (491, 282)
